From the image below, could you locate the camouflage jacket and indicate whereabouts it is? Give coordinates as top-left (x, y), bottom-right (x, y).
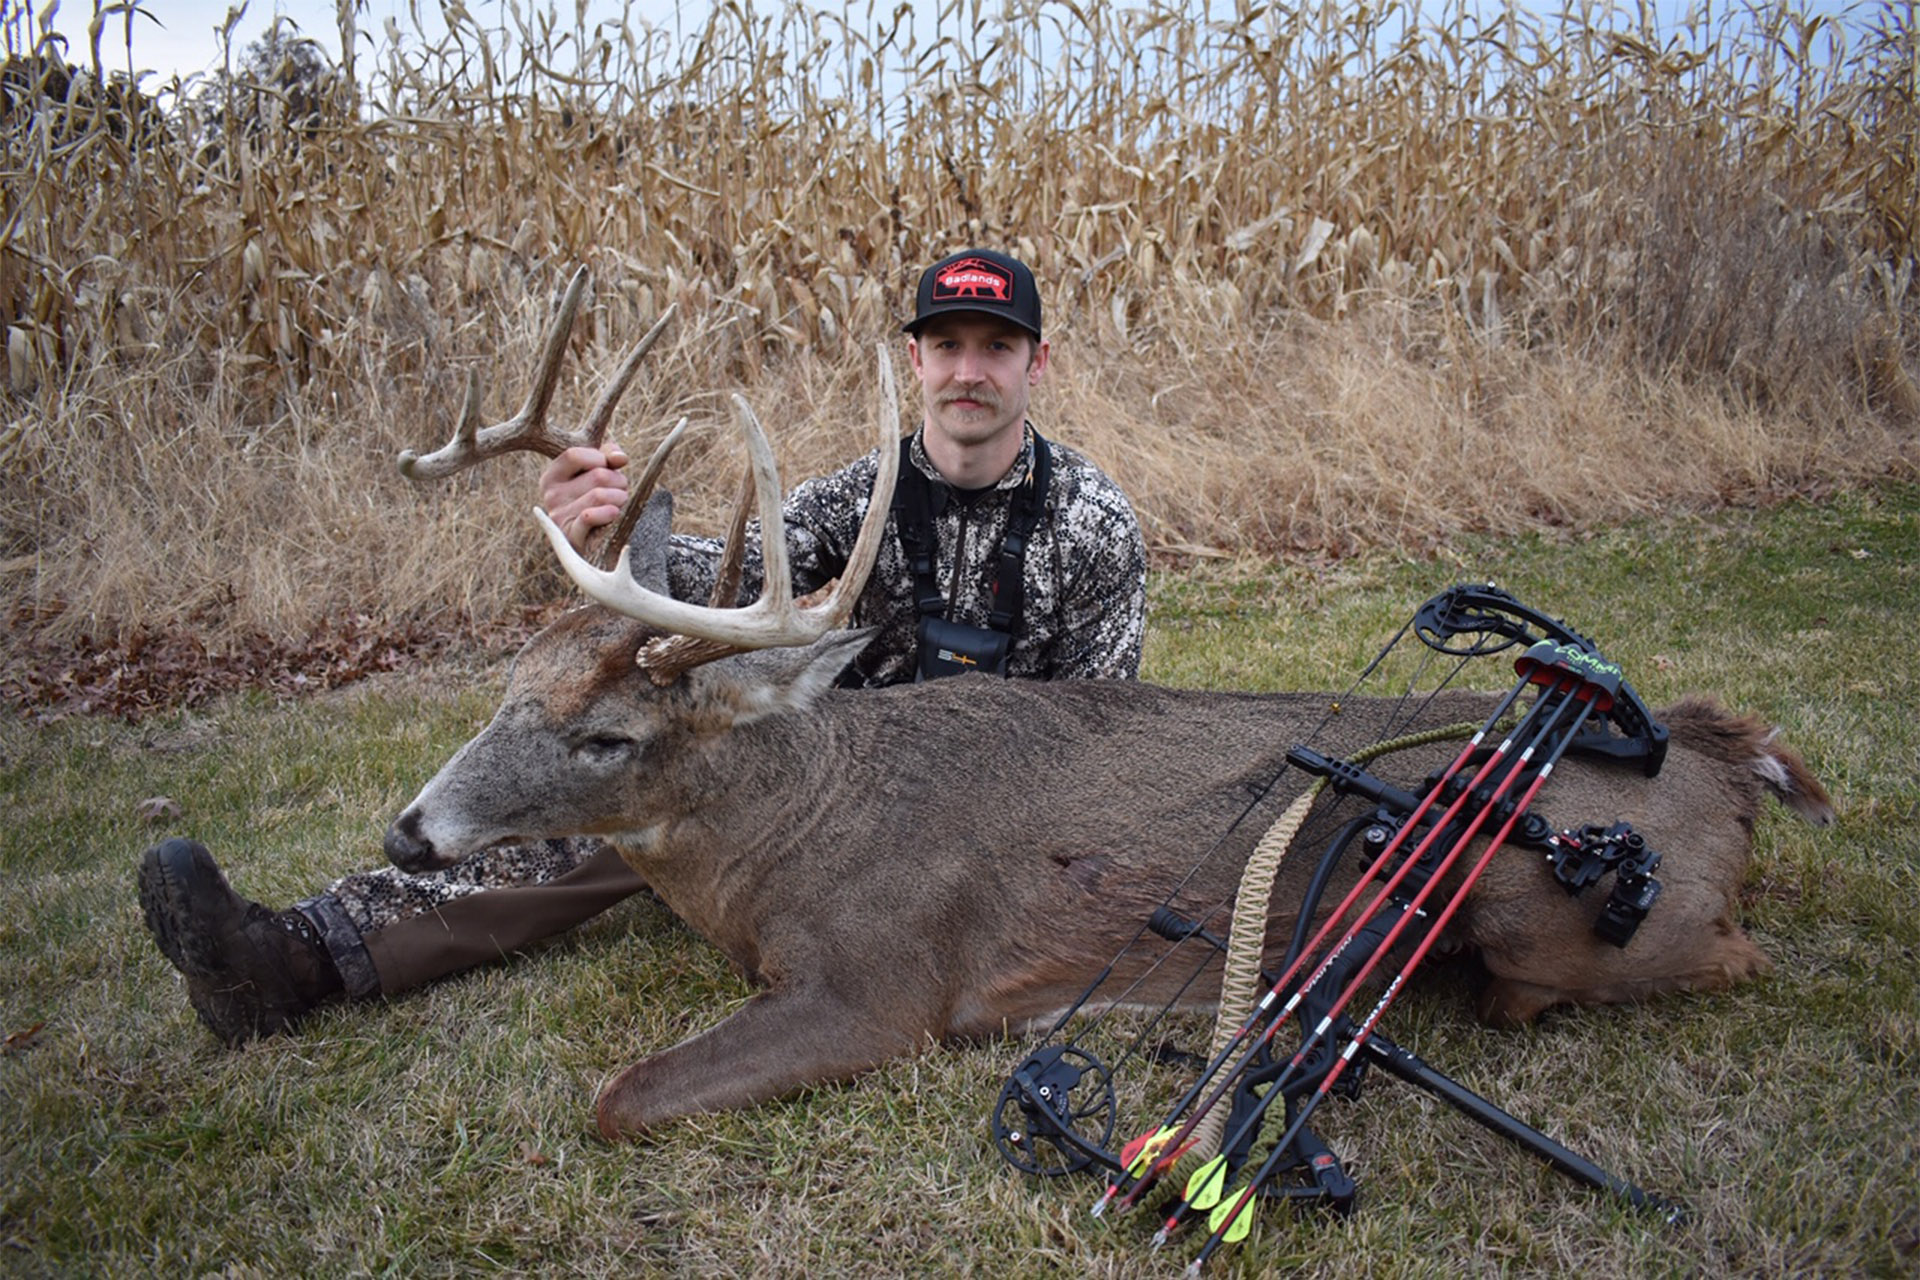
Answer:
top-left (667, 424), bottom-right (1146, 687)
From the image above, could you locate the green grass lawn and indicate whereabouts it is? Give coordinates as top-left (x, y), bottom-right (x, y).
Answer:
top-left (3, 486), bottom-right (1915, 1276)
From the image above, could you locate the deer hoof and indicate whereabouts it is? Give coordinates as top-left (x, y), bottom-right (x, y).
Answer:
top-left (594, 1061), bottom-right (655, 1142)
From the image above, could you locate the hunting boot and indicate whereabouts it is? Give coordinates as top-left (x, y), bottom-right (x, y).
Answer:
top-left (137, 838), bottom-right (344, 1045)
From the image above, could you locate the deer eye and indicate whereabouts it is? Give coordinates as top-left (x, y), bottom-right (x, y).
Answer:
top-left (572, 733), bottom-right (636, 766)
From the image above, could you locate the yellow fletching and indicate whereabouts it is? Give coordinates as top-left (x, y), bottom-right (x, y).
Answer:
top-left (1185, 1155), bottom-right (1228, 1210)
top-left (1208, 1188), bottom-right (1256, 1243)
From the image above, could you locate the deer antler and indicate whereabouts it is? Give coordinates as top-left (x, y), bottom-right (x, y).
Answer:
top-left (533, 342), bottom-right (903, 683)
top-left (396, 266), bottom-right (678, 481)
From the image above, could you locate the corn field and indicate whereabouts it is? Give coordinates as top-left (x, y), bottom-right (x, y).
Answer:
top-left (1, 0), bottom-right (1916, 651)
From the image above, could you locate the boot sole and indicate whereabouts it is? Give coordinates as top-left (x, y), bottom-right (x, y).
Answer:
top-left (137, 839), bottom-right (231, 979)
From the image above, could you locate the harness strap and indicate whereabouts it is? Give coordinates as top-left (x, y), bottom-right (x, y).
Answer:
top-left (892, 428), bottom-right (1052, 634)
top-left (892, 437), bottom-right (948, 618)
top-left (988, 432), bottom-right (1050, 632)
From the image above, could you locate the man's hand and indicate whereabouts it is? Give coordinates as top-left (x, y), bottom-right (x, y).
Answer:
top-left (538, 444), bottom-right (630, 552)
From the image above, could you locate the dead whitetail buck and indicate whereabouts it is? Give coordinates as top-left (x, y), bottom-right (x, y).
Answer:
top-left (387, 270), bottom-right (1833, 1149)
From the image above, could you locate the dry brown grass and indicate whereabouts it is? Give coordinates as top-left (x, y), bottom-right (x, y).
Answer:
top-left (1, 0), bottom-right (1915, 651)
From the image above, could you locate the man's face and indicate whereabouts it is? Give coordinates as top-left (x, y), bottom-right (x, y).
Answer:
top-left (908, 314), bottom-right (1049, 453)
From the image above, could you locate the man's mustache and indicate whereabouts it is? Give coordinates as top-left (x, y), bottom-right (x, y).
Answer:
top-left (940, 386), bottom-right (1001, 410)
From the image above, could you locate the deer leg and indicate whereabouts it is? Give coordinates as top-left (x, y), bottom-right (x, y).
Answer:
top-left (594, 982), bottom-right (929, 1140)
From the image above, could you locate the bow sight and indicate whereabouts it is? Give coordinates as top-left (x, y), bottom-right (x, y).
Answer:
top-left (990, 584), bottom-right (1685, 1272)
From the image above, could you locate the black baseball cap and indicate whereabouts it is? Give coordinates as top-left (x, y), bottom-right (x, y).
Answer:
top-left (903, 248), bottom-right (1042, 340)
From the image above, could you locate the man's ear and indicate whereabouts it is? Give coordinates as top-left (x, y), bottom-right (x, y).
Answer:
top-left (1027, 337), bottom-right (1050, 384)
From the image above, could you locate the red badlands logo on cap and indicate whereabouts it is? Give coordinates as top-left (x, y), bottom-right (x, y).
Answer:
top-left (933, 257), bottom-right (1013, 303)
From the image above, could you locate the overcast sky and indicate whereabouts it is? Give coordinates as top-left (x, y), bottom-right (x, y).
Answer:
top-left (78, 1), bottom-right (692, 86)
top-left (49, 0), bottom-right (1876, 90)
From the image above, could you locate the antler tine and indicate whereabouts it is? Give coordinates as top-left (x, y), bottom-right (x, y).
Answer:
top-left (400, 268), bottom-right (671, 482)
top-left (532, 340), bottom-right (903, 680)
top-left (815, 342), bottom-right (902, 631)
top-left (593, 415), bottom-right (692, 573)
top-left (577, 303), bottom-right (679, 447)
top-left (731, 392), bottom-right (796, 615)
top-left (705, 466), bottom-right (756, 608)
top-left (630, 396), bottom-right (803, 617)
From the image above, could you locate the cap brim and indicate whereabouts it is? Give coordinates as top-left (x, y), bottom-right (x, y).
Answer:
top-left (902, 304), bottom-right (1042, 339)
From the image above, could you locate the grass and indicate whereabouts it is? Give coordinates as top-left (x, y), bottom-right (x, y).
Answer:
top-left (3, 484), bottom-right (1915, 1275)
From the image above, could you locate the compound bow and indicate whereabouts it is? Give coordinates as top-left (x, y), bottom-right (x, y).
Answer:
top-left (989, 583), bottom-right (1683, 1272)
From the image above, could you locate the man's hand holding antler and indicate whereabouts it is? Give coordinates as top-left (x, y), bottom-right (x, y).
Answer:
top-left (540, 444), bottom-right (631, 553)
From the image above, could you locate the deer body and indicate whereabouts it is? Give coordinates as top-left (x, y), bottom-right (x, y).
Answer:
top-left (385, 608), bottom-right (1831, 1139)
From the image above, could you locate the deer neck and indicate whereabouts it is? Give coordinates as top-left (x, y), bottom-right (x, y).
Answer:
top-left (614, 705), bottom-right (858, 962)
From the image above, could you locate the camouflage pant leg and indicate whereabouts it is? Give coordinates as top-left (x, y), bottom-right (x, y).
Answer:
top-left (295, 836), bottom-right (609, 997)
top-left (316, 836), bottom-right (608, 935)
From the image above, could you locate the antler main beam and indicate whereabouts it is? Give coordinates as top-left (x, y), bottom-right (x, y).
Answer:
top-left (396, 266), bottom-right (678, 481)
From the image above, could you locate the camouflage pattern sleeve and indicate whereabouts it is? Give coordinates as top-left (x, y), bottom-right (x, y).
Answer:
top-left (1028, 439), bottom-right (1147, 680)
top-left (660, 429), bottom-right (1145, 686)
top-left (662, 450), bottom-right (879, 605)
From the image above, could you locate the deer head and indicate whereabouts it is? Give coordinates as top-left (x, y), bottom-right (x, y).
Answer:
top-left (384, 267), bottom-right (902, 870)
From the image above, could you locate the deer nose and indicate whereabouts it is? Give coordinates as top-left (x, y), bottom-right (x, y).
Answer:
top-left (383, 809), bottom-right (437, 872)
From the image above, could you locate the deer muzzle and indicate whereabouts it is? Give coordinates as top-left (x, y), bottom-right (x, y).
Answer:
top-left (382, 807), bottom-right (447, 873)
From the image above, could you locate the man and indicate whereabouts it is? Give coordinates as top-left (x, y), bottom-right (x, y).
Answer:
top-left (139, 248), bottom-right (1148, 1044)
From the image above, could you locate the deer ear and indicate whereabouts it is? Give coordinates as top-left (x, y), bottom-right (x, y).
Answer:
top-left (623, 490), bottom-right (674, 595)
top-left (703, 628), bottom-right (875, 724)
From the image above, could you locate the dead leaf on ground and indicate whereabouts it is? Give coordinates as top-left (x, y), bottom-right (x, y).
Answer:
top-left (137, 795), bottom-right (182, 823)
top-left (3, 1022), bottom-right (46, 1054)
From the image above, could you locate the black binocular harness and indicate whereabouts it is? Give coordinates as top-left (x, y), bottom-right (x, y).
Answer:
top-left (891, 430), bottom-right (1051, 681)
